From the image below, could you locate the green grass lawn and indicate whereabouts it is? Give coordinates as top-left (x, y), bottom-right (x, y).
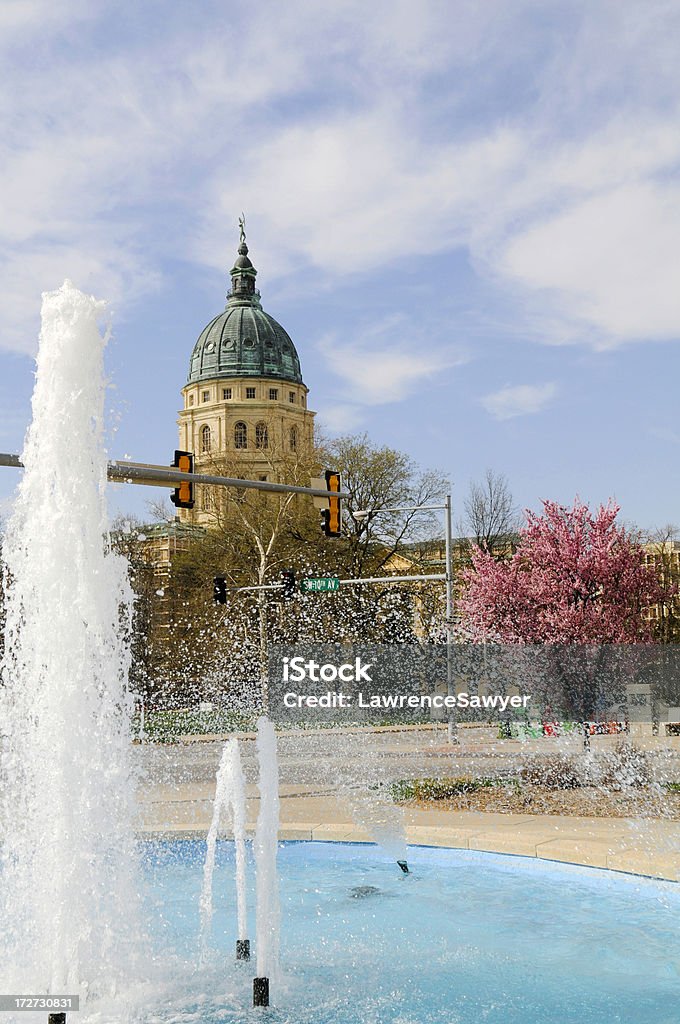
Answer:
top-left (134, 707), bottom-right (256, 742)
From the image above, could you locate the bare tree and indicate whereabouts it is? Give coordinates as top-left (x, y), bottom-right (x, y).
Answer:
top-left (109, 514), bottom-right (168, 700)
top-left (182, 413), bottom-right (321, 690)
top-left (323, 432), bottom-right (449, 578)
top-left (463, 469), bottom-right (520, 555)
top-left (132, 431), bottom-right (450, 702)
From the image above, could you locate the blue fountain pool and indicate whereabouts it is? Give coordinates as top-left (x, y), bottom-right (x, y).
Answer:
top-left (139, 840), bottom-right (680, 1024)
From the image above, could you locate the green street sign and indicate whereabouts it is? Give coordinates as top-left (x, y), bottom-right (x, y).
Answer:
top-left (300, 576), bottom-right (340, 593)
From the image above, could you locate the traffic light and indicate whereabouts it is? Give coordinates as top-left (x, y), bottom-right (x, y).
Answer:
top-left (170, 450), bottom-right (195, 509)
top-left (213, 576), bottom-right (227, 604)
top-left (281, 569), bottom-right (296, 599)
top-left (320, 470), bottom-right (342, 537)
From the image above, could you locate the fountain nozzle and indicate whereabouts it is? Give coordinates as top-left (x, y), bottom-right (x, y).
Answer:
top-left (253, 976), bottom-right (270, 1007)
top-left (397, 859), bottom-right (410, 874)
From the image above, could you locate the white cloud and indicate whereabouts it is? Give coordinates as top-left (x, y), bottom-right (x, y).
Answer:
top-left (497, 182), bottom-right (680, 346)
top-left (194, 106), bottom-right (524, 280)
top-left (0, 0), bottom-right (527, 354)
top-left (0, 0), bottom-right (93, 40)
top-left (341, 350), bottom-right (442, 404)
top-left (648, 425), bottom-right (680, 446)
top-left (317, 315), bottom-right (467, 406)
top-left (0, 239), bottom-right (161, 355)
top-left (2, 0), bottom-right (680, 357)
top-left (193, 25), bottom-right (680, 349)
top-left (316, 404), bottom-right (364, 433)
top-left (481, 382), bottom-right (557, 420)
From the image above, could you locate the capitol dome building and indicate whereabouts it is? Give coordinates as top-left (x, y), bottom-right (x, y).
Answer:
top-left (177, 224), bottom-right (315, 520)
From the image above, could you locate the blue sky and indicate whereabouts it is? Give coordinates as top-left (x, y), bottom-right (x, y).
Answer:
top-left (2, 0), bottom-right (680, 531)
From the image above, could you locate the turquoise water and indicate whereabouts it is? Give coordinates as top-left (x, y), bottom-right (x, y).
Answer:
top-left (141, 840), bottom-right (680, 1024)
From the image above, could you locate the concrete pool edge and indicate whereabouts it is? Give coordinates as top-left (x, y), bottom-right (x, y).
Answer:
top-left (135, 821), bottom-right (680, 883)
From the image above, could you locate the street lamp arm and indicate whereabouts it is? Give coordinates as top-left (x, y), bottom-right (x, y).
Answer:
top-left (353, 504), bottom-right (446, 518)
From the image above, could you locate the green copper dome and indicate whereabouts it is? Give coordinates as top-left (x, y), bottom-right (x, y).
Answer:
top-left (187, 230), bottom-right (303, 386)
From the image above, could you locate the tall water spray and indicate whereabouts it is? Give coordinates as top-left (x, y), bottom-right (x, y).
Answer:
top-left (0, 282), bottom-right (141, 1005)
top-left (200, 738), bottom-right (248, 955)
top-left (254, 718), bottom-right (280, 986)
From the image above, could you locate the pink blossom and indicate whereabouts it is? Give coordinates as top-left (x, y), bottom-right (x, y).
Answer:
top-left (460, 499), bottom-right (669, 643)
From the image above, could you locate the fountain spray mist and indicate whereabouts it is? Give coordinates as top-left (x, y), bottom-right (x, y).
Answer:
top-left (0, 282), bottom-right (142, 1005)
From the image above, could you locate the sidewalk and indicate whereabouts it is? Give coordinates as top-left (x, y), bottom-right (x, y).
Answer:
top-left (136, 781), bottom-right (680, 882)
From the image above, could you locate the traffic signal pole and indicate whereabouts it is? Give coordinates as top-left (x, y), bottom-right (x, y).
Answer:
top-left (106, 462), bottom-right (351, 501)
top-left (0, 454), bottom-right (350, 502)
top-left (444, 493), bottom-right (457, 744)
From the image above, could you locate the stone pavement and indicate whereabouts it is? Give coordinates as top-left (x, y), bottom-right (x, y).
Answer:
top-left (136, 778), bottom-right (680, 883)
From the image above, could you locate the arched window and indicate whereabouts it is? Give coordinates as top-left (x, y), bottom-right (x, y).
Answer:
top-left (200, 487), bottom-right (216, 511)
top-left (234, 421), bottom-right (248, 449)
top-left (289, 425), bottom-right (298, 451)
top-left (200, 424), bottom-right (212, 454)
top-left (255, 422), bottom-right (269, 449)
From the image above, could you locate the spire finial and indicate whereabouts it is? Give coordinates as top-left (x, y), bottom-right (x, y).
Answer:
top-left (228, 214), bottom-right (259, 306)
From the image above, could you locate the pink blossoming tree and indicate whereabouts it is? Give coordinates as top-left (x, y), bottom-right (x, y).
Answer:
top-left (460, 499), bottom-right (667, 643)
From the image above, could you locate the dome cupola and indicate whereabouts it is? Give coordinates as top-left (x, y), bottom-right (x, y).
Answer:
top-left (187, 219), bottom-right (304, 386)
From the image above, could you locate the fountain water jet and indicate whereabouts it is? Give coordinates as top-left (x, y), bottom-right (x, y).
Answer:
top-left (253, 717), bottom-right (280, 1006)
top-left (0, 282), bottom-right (143, 1012)
top-left (200, 737), bottom-right (249, 961)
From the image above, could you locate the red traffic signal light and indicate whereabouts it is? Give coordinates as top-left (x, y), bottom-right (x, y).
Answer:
top-left (170, 450), bottom-right (195, 509)
top-left (321, 470), bottom-right (342, 537)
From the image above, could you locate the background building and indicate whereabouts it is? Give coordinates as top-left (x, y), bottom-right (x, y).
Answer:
top-left (643, 535), bottom-right (680, 643)
top-left (177, 227), bottom-right (315, 523)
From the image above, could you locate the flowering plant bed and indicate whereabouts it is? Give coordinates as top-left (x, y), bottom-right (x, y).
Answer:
top-left (392, 773), bottom-right (680, 819)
